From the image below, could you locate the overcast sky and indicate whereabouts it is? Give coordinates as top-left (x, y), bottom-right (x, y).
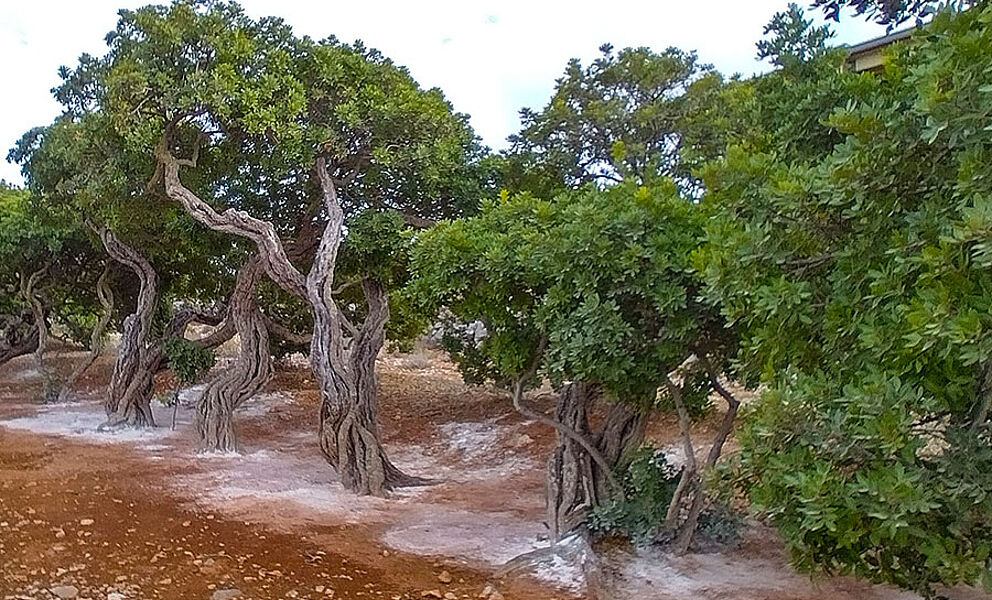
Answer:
top-left (0, 1), bottom-right (888, 185)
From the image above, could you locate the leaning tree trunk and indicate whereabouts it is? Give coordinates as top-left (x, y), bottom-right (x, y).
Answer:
top-left (668, 365), bottom-right (740, 554)
top-left (0, 314), bottom-right (39, 367)
top-left (545, 384), bottom-right (646, 541)
top-left (19, 265), bottom-right (52, 400)
top-left (57, 264), bottom-right (114, 404)
top-left (195, 254), bottom-right (273, 452)
top-left (159, 145), bottom-right (418, 496)
top-left (92, 224), bottom-right (160, 428)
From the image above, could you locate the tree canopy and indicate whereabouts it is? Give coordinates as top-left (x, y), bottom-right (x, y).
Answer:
top-left (695, 5), bottom-right (992, 594)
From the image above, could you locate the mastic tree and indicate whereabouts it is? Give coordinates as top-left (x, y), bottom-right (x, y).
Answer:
top-left (72, 0), bottom-right (488, 492)
top-left (411, 181), bottom-right (739, 549)
top-left (695, 6), bottom-right (992, 595)
top-left (15, 112), bottom-right (235, 426)
top-left (0, 181), bottom-right (112, 402)
top-left (0, 184), bottom-right (61, 381)
top-left (505, 44), bottom-right (722, 196)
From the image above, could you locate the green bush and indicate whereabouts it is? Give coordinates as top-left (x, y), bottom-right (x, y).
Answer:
top-left (588, 447), bottom-right (679, 545)
top-left (163, 336), bottom-right (215, 394)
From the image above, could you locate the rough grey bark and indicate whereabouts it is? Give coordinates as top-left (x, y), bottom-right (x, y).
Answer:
top-left (19, 266), bottom-right (48, 366)
top-left (57, 264), bottom-right (114, 403)
top-left (159, 145), bottom-right (418, 495)
top-left (92, 224), bottom-right (159, 427)
top-left (545, 384), bottom-right (646, 542)
top-left (195, 254), bottom-right (273, 452)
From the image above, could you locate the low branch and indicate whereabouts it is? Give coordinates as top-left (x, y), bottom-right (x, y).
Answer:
top-left (261, 313), bottom-right (312, 346)
top-left (510, 337), bottom-right (621, 492)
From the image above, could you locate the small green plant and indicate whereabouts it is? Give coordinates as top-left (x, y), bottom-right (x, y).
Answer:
top-left (588, 446), bottom-right (680, 544)
top-left (695, 502), bottom-right (745, 550)
top-left (161, 337), bottom-right (215, 429)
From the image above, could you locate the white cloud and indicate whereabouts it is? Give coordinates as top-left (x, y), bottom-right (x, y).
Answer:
top-left (0, 0), bottom-right (887, 185)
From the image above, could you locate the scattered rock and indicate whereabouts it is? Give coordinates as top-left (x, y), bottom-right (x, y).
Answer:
top-left (437, 571), bottom-right (452, 584)
top-left (211, 589), bottom-right (242, 600)
top-left (79, 519), bottom-right (94, 526)
top-left (478, 586), bottom-right (503, 600)
top-left (49, 585), bottom-right (79, 599)
top-left (108, 593), bottom-right (126, 600)
top-left (421, 591), bottom-right (442, 599)
top-left (444, 594), bottom-right (457, 600)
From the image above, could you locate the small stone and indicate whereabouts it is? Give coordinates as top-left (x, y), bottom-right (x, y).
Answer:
top-left (488, 592), bottom-right (504, 600)
top-left (421, 591), bottom-right (442, 599)
top-left (315, 586), bottom-right (325, 593)
top-left (157, 578), bottom-right (172, 585)
top-left (211, 589), bottom-right (242, 600)
top-left (437, 571), bottom-right (452, 585)
top-left (50, 585), bottom-right (79, 599)
top-left (444, 594), bottom-right (457, 600)
top-left (79, 519), bottom-right (94, 526)
top-left (108, 593), bottom-right (126, 600)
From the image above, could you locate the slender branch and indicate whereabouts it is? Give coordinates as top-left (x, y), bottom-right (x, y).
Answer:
top-left (510, 336), bottom-right (621, 491)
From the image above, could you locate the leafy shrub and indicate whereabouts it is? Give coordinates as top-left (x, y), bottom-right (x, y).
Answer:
top-left (695, 503), bottom-right (745, 550)
top-left (588, 446), bottom-right (680, 544)
top-left (163, 337), bottom-right (215, 391)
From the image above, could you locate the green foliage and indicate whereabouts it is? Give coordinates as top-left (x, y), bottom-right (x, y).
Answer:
top-left (811, 0), bottom-right (967, 26)
top-left (588, 447), bottom-right (679, 544)
top-left (163, 336), bottom-right (215, 387)
top-left (656, 368), bottom-right (713, 420)
top-left (756, 3), bottom-right (835, 67)
top-left (697, 6), bottom-right (992, 594)
top-left (506, 44), bottom-right (720, 195)
top-left (411, 181), bottom-right (725, 403)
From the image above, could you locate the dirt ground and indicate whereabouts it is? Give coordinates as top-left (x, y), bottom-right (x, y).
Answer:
top-left (1, 344), bottom-right (987, 600)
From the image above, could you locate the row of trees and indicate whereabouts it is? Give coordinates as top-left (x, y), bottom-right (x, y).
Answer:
top-left (1, 0), bottom-right (989, 596)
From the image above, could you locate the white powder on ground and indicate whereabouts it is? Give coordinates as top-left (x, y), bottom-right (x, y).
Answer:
top-left (0, 401), bottom-right (186, 446)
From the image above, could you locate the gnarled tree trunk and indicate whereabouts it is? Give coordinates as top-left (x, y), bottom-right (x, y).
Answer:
top-left (159, 145), bottom-right (418, 496)
top-left (314, 278), bottom-right (421, 494)
top-left (57, 264), bottom-right (114, 403)
top-left (545, 384), bottom-right (646, 541)
top-left (0, 313), bottom-right (39, 367)
top-left (19, 264), bottom-right (53, 400)
top-left (195, 254), bottom-right (273, 452)
top-left (93, 224), bottom-right (159, 427)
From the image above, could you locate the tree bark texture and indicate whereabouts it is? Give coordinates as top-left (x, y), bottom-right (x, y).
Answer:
top-left (94, 224), bottom-right (159, 427)
top-left (19, 265), bottom-right (52, 400)
top-left (159, 145), bottom-right (416, 495)
top-left (195, 254), bottom-right (273, 452)
top-left (545, 384), bottom-right (646, 542)
top-left (57, 264), bottom-right (114, 403)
